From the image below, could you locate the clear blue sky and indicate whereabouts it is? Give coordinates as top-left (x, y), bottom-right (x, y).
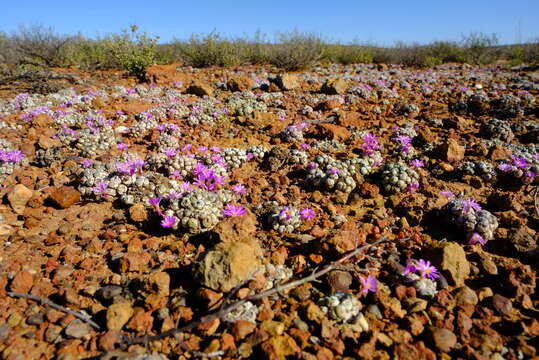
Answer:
top-left (1, 0), bottom-right (537, 45)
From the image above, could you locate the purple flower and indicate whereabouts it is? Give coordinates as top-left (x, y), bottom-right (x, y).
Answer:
top-left (148, 197), bottom-right (162, 207)
top-left (307, 162), bottom-right (318, 170)
top-left (223, 204), bottom-right (247, 217)
top-left (81, 159), bottom-right (94, 168)
top-left (299, 207), bottom-right (315, 221)
top-left (116, 143), bottom-right (128, 151)
top-left (415, 259), bottom-right (440, 280)
top-left (328, 167), bottom-right (340, 175)
top-left (164, 148), bottom-right (177, 157)
top-left (279, 207), bottom-right (293, 221)
top-left (92, 182), bottom-right (108, 196)
top-left (246, 153), bottom-right (254, 161)
top-left (181, 143), bottom-right (193, 152)
top-left (231, 183), bottom-right (246, 195)
top-left (524, 171), bottom-right (537, 180)
top-left (361, 133), bottom-right (381, 156)
top-left (407, 182), bottom-right (419, 193)
top-left (467, 232), bottom-right (487, 245)
top-left (511, 156), bottom-right (530, 169)
top-left (410, 159), bottom-right (424, 168)
top-left (440, 190), bottom-right (454, 198)
top-left (497, 163), bottom-right (512, 172)
top-left (167, 191), bottom-right (183, 200)
top-left (210, 146), bottom-right (221, 153)
top-left (459, 198), bottom-right (481, 213)
top-left (358, 275), bottom-right (378, 294)
top-left (161, 216), bottom-right (177, 228)
top-left (180, 182), bottom-right (192, 192)
top-left (402, 262), bottom-right (417, 277)
top-left (300, 143), bottom-right (310, 150)
top-left (198, 146), bottom-right (208, 153)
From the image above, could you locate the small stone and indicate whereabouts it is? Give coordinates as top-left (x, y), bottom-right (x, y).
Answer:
top-left (430, 327), bottom-right (457, 353)
top-left (326, 270), bottom-right (353, 293)
top-left (260, 334), bottom-right (300, 359)
top-left (477, 287), bottom-right (493, 301)
top-left (27, 313), bottom-right (44, 325)
top-left (213, 211), bottom-right (257, 242)
top-left (186, 80), bottom-right (214, 97)
top-left (439, 139), bottom-right (465, 163)
top-left (454, 286), bottom-right (478, 307)
top-left (147, 271), bottom-right (170, 297)
top-left (480, 258), bottom-right (498, 275)
top-left (261, 320), bottom-right (285, 336)
top-left (403, 298), bottom-right (428, 313)
top-left (7, 184), bottom-right (33, 214)
top-left (491, 294), bottom-right (512, 315)
top-left (274, 74), bottom-right (299, 91)
top-left (98, 331), bottom-right (123, 351)
top-left (65, 319), bottom-right (91, 338)
top-left (321, 78), bottom-right (349, 94)
top-left (227, 76), bottom-right (255, 92)
top-left (48, 186), bottom-right (80, 208)
top-left (193, 241), bottom-right (262, 292)
top-left (45, 324), bottom-right (62, 343)
top-left (106, 303), bottom-right (134, 331)
top-left (129, 203), bottom-right (148, 222)
top-left (232, 320), bottom-right (256, 340)
top-left (10, 270), bottom-right (34, 293)
top-left (429, 242), bottom-right (470, 286)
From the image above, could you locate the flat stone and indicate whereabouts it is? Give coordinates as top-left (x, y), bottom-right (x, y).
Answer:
top-left (65, 319), bottom-right (91, 338)
top-left (49, 186), bottom-right (80, 208)
top-left (106, 303), bottom-right (134, 331)
top-left (430, 327), bottom-right (457, 353)
top-left (7, 184), bottom-right (33, 214)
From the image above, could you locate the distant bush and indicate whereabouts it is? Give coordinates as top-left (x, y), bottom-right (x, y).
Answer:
top-left (267, 31), bottom-right (324, 70)
top-left (64, 35), bottom-right (119, 70)
top-left (174, 32), bottom-right (246, 68)
top-left (461, 32), bottom-right (499, 64)
top-left (523, 40), bottom-right (539, 64)
top-left (10, 24), bottom-right (73, 67)
top-left (108, 25), bottom-right (159, 81)
top-left (322, 44), bottom-right (374, 65)
top-left (425, 41), bottom-right (466, 63)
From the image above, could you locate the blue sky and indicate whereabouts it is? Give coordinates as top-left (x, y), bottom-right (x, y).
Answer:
top-left (1, 0), bottom-right (537, 45)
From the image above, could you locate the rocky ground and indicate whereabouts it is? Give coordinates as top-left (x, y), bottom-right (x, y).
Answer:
top-left (0, 62), bottom-right (538, 360)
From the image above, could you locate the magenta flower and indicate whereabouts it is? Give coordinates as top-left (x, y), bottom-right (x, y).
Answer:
top-left (161, 216), bottom-right (177, 228)
top-left (148, 197), bottom-right (163, 216)
top-left (358, 275), bottom-right (378, 294)
top-left (231, 183), bottom-right (246, 195)
top-left (410, 159), bottom-right (424, 168)
top-left (92, 182), bottom-right (108, 196)
top-left (223, 204), bottom-right (247, 217)
top-left (279, 207), bottom-right (293, 221)
top-left (300, 143), bottom-right (310, 150)
top-left (210, 146), bottom-right (221, 153)
top-left (467, 232), bottom-right (487, 245)
top-left (167, 191), bottom-right (183, 200)
top-left (328, 167), bottom-right (340, 175)
top-left (164, 148), bottom-right (177, 157)
top-left (299, 207), bottom-right (315, 221)
top-left (180, 181), bottom-right (192, 192)
top-left (402, 262), bottom-right (417, 277)
top-left (361, 133), bottom-right (381, 155)
top-left (246, 153), bottom-right (254, 161)
top-left (80, 159), bottom-right (94, 168)
top-left (460, 198), bottom-right (481, 213)
top-left (307, 162), bottom-right (318, 170)
top-left (497, 163), bottom-right (512, 172)
top-left (198, 146), bottom-right (208, 153)
top-left (116, 143), bottom-right (128, 151)
top-left (415, 259), bottom-right (440, 280)
top-left (407, 182), bottom-right (419, 193)
top-left (181, 143), bottom-right (193, 152)
top-left (511, 156), bottom-right (530, 169)
top-left (440, 190), bottom-right (454, 198)
top-left (524, 171), bottom-right (537, 180)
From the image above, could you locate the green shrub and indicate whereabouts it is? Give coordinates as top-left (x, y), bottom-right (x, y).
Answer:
top-left (11, 24), bottom-right (73, 67)
top-left (174, 32), bottom-right (246, 68)
top-left (425, 41), bottom-right (466, 63)
top-left (64, 35), bottom-right (119, 70)
top-left (267, 31), bottom-right (324, 70)
top-left (108, 25), bottom-right (159, 81)
top-left (461, 32), bottom-right (499, 64)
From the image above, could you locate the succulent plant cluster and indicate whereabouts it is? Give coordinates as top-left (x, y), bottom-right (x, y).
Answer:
top-left (444, 197), bottom-right (498, 245)
top-left (380, 161), bottom-right (420, 194)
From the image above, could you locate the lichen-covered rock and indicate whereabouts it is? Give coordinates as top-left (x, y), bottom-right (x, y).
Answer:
top-left (193, 241), bottom-right (262, 292)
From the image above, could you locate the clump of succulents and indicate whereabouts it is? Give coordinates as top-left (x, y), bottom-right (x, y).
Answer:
top-left (380, 162), bottom-right (420, 194)
top-left (186, 98), bottom-right (228, 126)
top-left (226, 91), bottom-right (267, 116)
top-left (497, 154), bottom-right (538, 184)
top-left (220, 147), bottom-right (248, 169)
top-left (402, 259), bottom-right (440, 297)
top-left (280, 123), bottom-right (307, 143)
top-left (443, 197), bottom-right (498, 245)
top-left (456, 161), bottom-right (496, 181)
top-left (246, 145), bottom-right (269, 161)
top-left (480, 118), bottom-right (514, 142)
top-left (0, 141), bottom-right (26, 181)
top-left (318, 292), bottom-right (363, 323)
top-left (268, 206), bottom-right (305, 233)
top-left (306, 155), bottom-right (356, 193)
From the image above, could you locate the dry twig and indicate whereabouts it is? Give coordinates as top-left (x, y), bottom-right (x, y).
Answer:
top-left (125, 235), bottom-right (400, 346)
top-left (7, 291), bottom-right (102, 330)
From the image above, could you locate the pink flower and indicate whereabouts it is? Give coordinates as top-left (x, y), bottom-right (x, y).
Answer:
top-left (299, 207), bottom-right (315, 221)
top-left (231, 183), bottom-right (246, 195)
top-left (410, 159), bottom-right (424, 168)
top-left (148, 197), bottom-right (163, 216)
top-left (81, 159), bottom-right (94, 168)
top-left (164, 148), bottom-right (177, 157)
top-left (467, 232), bottom-right (487, 246)
top-left (402, 262), bottom-right (417, 277)
top-left (407, 182), bottom-right (419, 193)
top-left (358, 275), bottom-right (378, 294)
top-left (300, 143), bottom-right (310, 150)
top-left (92, 182), bottom-right (108, 197)
top-left (440, 190), bottom-right (454, 198)
top-left (161, 216), bottom-right (177, 228)
top-left (415, 259), bottom-right (440, 280)
top-left (361, 133), bottom-right (381, 156)
top-left (279, 207), bottom-right (293, 221)
top-left (223, 204), bottom-right (247, 217)
top-left (460, 198), bottom-right (481, 213)
top-left (116, 143), bottom-right (128, 151)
